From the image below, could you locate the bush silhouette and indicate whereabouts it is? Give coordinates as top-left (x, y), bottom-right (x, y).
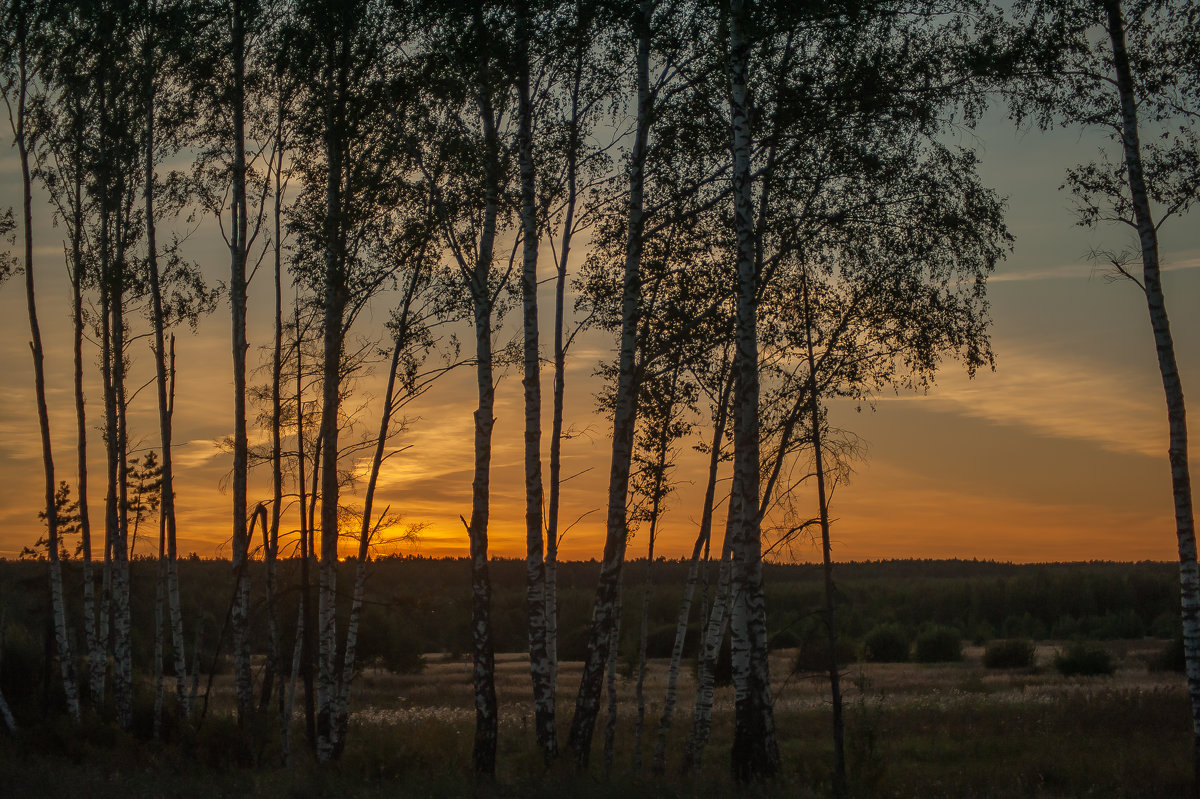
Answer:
top-left (914, 625), bottom-right (962, 663)
top-left (983, 638), bottom-right (1036, 669)
top-left (1054, 640), bottom-right (1114, 676)
top-left (863, 623), bottom-right (909, 663)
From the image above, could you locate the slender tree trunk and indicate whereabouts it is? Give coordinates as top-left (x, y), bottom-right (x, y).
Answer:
top-left (603, 580), bottom-right (623, 777)
top-left (66, 98), bottom-right (102, 707)
top-left (13, 15), bottom-right (81, 722)
top-left (0, 607), bottom-right (16, 732)
top-left (801, 270), bottom-right (845, 797)
top-left (1102, 2), bottom-right (1200, 792)
top-left (515, 0), bottom-right (555, 763)
top-left (296, 320), bottom-right (318, 750)
top-left (726, 0), bottom-right (779, 780)
top-left (468, 294), bottom-right (499, 776)
top-left (153, 522), bottom-right (166, 739)
top-left (95, 17), bottom-right (117, 712)
top-left (229, 0), bottom-right (254, 725)
top-left (545, 9), bottom-right (589, 713)
top-left (635, 369), bottom-right (681, 773)
top-left (166, 344), bottom-right (187, 716)
top-left (459, 10), bottom-right (502, 775)
top-left (332, 310), bottom-right (415, 753)
top-left (566, 1), bottom-right (651, 766)
top-left (653, 370), bottom-right (731, 775)
top-left (684, 521), bottom-right (733, 773)
top-left (142, 0), bottom-right (188, 721)
top-left (316, 20), bottom-right (349, 760)
top-left (284, 598), bottom-right (305, 765)
top-left (99, 271), bottom-right (116, 711)
top-left (111, 231), bottom-right (132, 731)
top-left (262, 96), bottom-right (287, 732)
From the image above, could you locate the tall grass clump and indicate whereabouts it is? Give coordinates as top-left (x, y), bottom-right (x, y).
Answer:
top-left (983, 638), bottom-right (1036, 669)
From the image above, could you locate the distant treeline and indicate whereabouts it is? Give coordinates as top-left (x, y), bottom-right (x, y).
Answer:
top-left (0, 557), bottom-right (1179, 715)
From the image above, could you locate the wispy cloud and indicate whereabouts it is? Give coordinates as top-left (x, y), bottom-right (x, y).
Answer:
top-left (905, 347), bottom-right (1166, 458)
top-left (992, 254), bottom-right (1200, 283)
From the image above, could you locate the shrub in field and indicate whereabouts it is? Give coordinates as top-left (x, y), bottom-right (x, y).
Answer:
top-left (983, 638), bottom-right (1036, 669)
top-left (1054, 640), bottom-right (1114, 676)
top-left (863, 623), bottom-right (910, 662)
top-left (1150, 634), bottom-right (1185, 673)
top-left (914, 625), bottom-right (962, 663)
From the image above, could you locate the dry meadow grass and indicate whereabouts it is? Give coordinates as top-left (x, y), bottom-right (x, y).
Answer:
top-left (0, 640), bottom-right (1191, 797)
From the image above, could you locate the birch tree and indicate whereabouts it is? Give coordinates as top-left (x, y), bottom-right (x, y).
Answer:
top-left (415, 0), bottom-right (535, 773)
top-left (288, 0), bottom-right (420, 760)
top-left (514, 0), bottom-right (555, 760)
top-left (1, 0), bottom-right (82, 725)
top-left (564, 0), bottom-right (654, 764)
top-left (1004, 0), bottom-right (1200, 786)
top-left (30, 1), bottom-right (106, 706)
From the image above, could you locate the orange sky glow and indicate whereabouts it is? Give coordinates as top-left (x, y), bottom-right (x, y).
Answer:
top-left (0, 111), bottom-right (1197, 565)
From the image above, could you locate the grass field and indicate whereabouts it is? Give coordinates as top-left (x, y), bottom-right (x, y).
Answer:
top-left (0, 639), bottom-right (1190, 798)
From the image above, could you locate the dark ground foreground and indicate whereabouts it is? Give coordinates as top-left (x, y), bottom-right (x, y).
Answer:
top-left (0, 641), bottom-right (1191, 798)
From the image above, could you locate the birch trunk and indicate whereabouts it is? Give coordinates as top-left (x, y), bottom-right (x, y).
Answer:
top-left (142, 3), bottom-right (189, 720)
top-left (565, 0), bottom-right (650, 766)
top-left (295, 310), bottom-right (317, 750)
top-left (111, 246), bottom-right (132, 731)
top-left (602, 581), bottom-right (623, 777)
top-left (459, 9), bottom-right (502, 775)
top-left (515, 0), bottom-right (556, 762)
top-left (229, 0), bottom-right (254, 725)
top-left (284, 599), bottom-right (305, 765)
top-left (99, 270), bottom-right (116, 709)
top-left (1102, 2), bottom-right (1200, 790)
top-left (545, 9), bottom-right (588, 712)
top-left (316, 12), bottom-right (350, 760)
top-left (802, 270), bottom-right (845, 796)
top-left (653, 370), bottom-right (731, 775)
top-left (95, 15), bottom-right (117, 710)
top-left (635, 371), bottom-right (680, 772)
top-left (0, 609), bottom-right (16, 732)
top-left (258, 503), bottom-right (279, 715)
top-left (263, 98), bottom-right (287, 730)
top-left (683, 523), bottom-right (733, 773)
top-left (726, 0), bottom-right (779, 779)
top-left (153, 531), bottom-right (166, 739)
top-left (333, 322), bottom-right (412, 753)
top-left (13, 17), bottom-right (81, 721)
top-left (468, 299), bottom-right (499, 776)
top-left (166, 339), bottom-right (187, 716)
top-left (67, 102), bottom-right (102, 707)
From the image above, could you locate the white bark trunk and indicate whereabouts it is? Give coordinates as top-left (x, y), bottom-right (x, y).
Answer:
top-left (603, 581), bottom-right (623, 776)
top-left (653, 370), bottom-right (730, 774)
top-left (684, 535), bottom-right (733, 772)
top-left (516, 1), bottom-right (556, 761)
top-left (1102, 1), bottom-right (1200, 786)
top-left (566, 1), bottom-right (651, 767)
top-left (229, 0), bottom-right (254, 726)
top-left (726, 0), bottom-right (778, 779)
top-left (12, 17), bottom-right (81, 722)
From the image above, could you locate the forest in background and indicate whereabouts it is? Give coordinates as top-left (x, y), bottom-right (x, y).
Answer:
top-left (1, 557), bottom-right (1184, 709)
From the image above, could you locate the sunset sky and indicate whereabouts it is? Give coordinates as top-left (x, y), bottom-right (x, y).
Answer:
top-left (0, 105), bottom-right (1197, 565)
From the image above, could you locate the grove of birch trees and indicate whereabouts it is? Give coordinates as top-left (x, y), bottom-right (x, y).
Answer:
top-left (1, 0), bottom-right (1198, 792)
